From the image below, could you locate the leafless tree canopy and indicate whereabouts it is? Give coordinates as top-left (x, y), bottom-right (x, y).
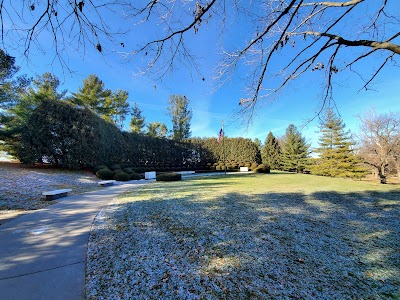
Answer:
top-left (1, 1), bottom-right (399, 114)
top-left (358, 110), bottom-right (400, 181)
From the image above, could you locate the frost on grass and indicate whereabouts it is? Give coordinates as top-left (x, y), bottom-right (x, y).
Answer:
top-left (86, 177), bottom-right (400, 299)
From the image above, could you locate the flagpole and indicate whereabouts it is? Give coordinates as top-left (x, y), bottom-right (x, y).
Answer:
top-left (222, 120), bottom-right (226, 175)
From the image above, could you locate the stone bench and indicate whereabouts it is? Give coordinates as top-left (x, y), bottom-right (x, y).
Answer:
top-left (240, 167), bottom-right (249, 172)
top-left (98, 180), bottom-right (116, 187)
top-left (42, 189), bottom-right (72, 201)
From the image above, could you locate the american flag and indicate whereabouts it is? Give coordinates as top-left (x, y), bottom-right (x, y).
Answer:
top-left (217, 128), bottom-right (223, 143)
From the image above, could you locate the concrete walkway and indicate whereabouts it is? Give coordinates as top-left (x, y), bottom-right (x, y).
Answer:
top-left (0, 181), bottom-right (152, 300)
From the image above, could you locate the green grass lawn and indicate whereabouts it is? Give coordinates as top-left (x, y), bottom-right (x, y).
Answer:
top-left (86, 172), bottom-right (400, 299)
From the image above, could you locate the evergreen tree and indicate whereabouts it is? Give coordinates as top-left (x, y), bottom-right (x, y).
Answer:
top-left (130, 102), bottom-right (145, 133)
top-left (311, 109), bottom-right (367, 178)
top-left (71, 75), bottom-right (111, 111)
top-left (71, 75), bottom-right (129, 128)
top-left (159, 123), bottom-right (168, 138)
top-left (281, 124), bottom-right (309, 172)
top-left (262, 131), bottom-right (281, 169)
top-left (0, 48), bottom-right (19, 107)
top-left (167, 95), bottom-right (192, 141)
top-left (254, 138), bottom-right (262, 152)
top-left (102, 89), bottom-right (130, 129)
top-left (146, 122), bottom-right (168, 138)
top-left (0, 72), bottom-right (65, 158)
top-left (31, 72), bottom-right (66, 101)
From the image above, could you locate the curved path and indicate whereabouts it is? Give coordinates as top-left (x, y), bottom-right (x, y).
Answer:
top-left (0, 181), bottom-right (152, 300)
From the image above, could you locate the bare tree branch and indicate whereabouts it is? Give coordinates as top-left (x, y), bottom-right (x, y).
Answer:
top-left (0, 0), bottom-right (398, 122)
top-left (304, 31), bottom-right (400, 54)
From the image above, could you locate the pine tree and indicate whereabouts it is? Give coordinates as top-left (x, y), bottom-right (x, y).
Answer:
top-left (281, 124), bottom-right (309, 172)
top-left (71, 75), bottom-right (129, 128)
top-left (167, 95), bottom-right (192, 141)
top-left (254, 138), bottom-right (262, 151)
top-left (71, 75), bottom-right (111, 111)
top-left (102, 89), bottom-right (130, 129)
top-left (311, 109), bottom-right (367, 178)
top-left (261, 131), bottom-right (281, 169)
top-left (129, 102), bottom-right (145, 133)
top-left (0, 72), bottom-right (65, 158)
top-left (146, 122), bottom-right (168, 138)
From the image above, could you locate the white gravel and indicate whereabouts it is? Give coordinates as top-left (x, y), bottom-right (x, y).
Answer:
top-left (86, 179), bottom-right (400, 299)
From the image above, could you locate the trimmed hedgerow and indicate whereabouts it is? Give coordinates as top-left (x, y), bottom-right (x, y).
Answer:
top-left (93, 165), bottom-right (108, 174)
top-left (129, 172), bottom-right (142, 180)
top-left (110, 164), bottom-right (122, 171)
top-left (254, 164), bottom-right (271, 173)
top-left (123, 168), bottom-right (134, 174)
top-left (18, 100), bottom-right (261, 170)
top-left (250, 162), bottom-right (259, 170)
top-left (156, 172), bottom-right (182, 182)
top-left (113, 169), bottom-right (125, 176)
top-left (96, 168), bottom-right (114, 180)
top-left (114, 172), bottom-right (131, 181)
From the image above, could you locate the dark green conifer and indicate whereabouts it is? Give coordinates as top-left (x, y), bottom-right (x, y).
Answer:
top-left (311, 109), bottom-right (367, 178)
top-left (281, 124), bottom-right (309, 172)
top-left (261, 131), bottom-right (281, 169)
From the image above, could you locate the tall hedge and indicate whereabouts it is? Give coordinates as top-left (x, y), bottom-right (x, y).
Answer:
top-left (18, 100), bottom-right (261, 169)
top-left (187, 137), bottom-right (261, 164)
top-left (19, 99), bottom-right (124, 168)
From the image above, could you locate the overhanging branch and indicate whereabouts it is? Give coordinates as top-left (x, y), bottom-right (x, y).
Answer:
top-left (304, 31), bottom-right (400, 54)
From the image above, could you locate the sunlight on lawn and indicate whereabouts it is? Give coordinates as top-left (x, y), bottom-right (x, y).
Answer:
top-left (87, 173), bottom-right (400, 299)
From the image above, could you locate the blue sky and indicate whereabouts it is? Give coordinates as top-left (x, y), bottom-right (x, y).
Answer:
top-left (8, 1), bottom-right (400, 150)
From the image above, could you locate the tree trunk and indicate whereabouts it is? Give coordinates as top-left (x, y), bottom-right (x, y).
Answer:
top-left (379, 165), bottom-right (387, 184)
top-left (396, 163), bottom-right (400, 183)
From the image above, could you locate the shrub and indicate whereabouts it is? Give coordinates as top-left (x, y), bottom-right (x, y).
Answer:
top-left (123, 167), bottom-right (134, 174)
top-left (250, 162), bottom-right (259, 170)
top-left (93, 165), bottom-right (108, 174)
top-left (254, 165), bottom-right (271, 173)
top-left (129, 172), bottom-right (142, 180)
top-left (156, 172), bottom-right (182, 181)
top-left (109, 164), bottom-right (122, 171)
top-left (96, 168), bottom-right (114, 180)
top-left (114, 172), bottom-right (131, 181)
top-left (113, 169), bottom-right (125, 175)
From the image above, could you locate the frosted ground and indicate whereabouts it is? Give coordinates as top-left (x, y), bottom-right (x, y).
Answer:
top-left (86, 174), bottom-right (400, 299)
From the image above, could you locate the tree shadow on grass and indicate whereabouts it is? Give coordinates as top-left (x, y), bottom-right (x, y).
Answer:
top-left (87, 187), bottom-right (400, 299)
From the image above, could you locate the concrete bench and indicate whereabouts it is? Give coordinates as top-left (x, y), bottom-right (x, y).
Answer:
top-left (42, 189), bottom-right (72, 201)
top-left (98, 180), bottom-right (116, 187)
top-left (240, 167), bottom-right (249, 172)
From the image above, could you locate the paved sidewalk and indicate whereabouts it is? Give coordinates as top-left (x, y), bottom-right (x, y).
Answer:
top-left (0, 181), bottom-right (152, 300)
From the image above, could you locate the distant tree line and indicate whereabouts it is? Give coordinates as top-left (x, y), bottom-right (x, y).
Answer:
top-left (1, 48), bottom-right (399, 183)
top-left (259, 109), bottom-right (400, 183)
